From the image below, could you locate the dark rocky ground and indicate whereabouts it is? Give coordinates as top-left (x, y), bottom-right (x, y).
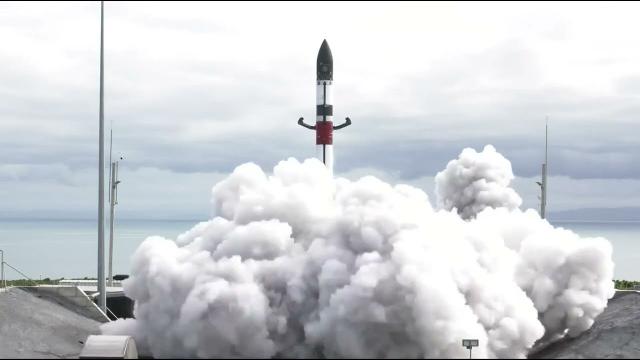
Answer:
top-left (530, 291), bottom-right (640, 359)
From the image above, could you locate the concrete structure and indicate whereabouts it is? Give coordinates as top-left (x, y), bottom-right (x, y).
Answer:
top-left (0, 287), bottom-right (102, 359)
top-left (79, 335), bottom-right (138, 359)
top-left (59, 279), bottom-right (124, 288)
top-left (54, 281), bottom-right (133, 320)
top-left (24, 285), bottom-right (110, 323)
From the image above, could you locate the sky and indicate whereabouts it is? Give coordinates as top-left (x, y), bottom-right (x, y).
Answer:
top-left (2, 1), bottom-right (640, 220)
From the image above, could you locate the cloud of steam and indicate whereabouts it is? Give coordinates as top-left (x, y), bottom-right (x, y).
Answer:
top-left (436, 145), bottom-right (522, 219)
top-left (102, 147), bottom-right (614, 359)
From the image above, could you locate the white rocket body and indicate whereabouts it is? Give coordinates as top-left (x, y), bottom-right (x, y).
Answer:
top-left (316, 80), bottom-right (334, 172)
top-left (297, 39), bottom-right (350, 173)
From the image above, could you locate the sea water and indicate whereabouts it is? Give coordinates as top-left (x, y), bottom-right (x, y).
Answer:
top-left (0, 219), bottom-right (201, 280)
top-left (0, 219), bottom-right (638, 281)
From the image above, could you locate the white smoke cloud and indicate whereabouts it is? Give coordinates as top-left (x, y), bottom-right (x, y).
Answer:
top-left (102, 149), bottom-right (614, 359)
top-left (436, 145), bottom-right (522, 219)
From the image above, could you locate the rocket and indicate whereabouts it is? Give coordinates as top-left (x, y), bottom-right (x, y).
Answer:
top-left (298, 39), bottom-right (351, 172)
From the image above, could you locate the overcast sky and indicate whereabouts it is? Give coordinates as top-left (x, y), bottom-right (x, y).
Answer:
top-left (2, 1), bottom-right (640, 220)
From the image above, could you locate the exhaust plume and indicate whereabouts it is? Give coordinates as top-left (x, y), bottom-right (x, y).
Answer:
top-left (436, 145), bottom-right (522, 219)
top-left (102, 147), bottom-right (614, 359)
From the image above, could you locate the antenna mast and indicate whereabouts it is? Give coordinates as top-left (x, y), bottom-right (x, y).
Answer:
top-left (108, 159), bottom-right (120, 287)
top-left (540, 118), bottom-right (548, 219)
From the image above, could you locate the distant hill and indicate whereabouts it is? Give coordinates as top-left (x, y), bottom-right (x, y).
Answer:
top-left (549, 207), bottom-right (640, 222)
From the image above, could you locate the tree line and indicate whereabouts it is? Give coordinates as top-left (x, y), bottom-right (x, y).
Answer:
top-left (614, 279), bottom-right (640, 290)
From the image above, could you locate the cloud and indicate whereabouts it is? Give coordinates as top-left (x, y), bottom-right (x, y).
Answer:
top-left (0, 164), bottom-right (226, 220)
top-left (2, 2), bottom-right (640, 218)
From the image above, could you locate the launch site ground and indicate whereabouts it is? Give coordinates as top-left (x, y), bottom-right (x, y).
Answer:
top-left (530, 290), bottom-right (640, 359)
top-left (0, 287), bottom-right (101, 359)
top-left (0, 286), bottom-right (639, 359)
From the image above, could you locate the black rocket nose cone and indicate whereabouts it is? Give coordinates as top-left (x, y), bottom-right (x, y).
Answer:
top-left (317, 39), bottom-right (333, 81)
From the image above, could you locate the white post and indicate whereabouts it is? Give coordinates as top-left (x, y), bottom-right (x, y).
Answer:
top-left (97, 0), bottom-right (107, 312)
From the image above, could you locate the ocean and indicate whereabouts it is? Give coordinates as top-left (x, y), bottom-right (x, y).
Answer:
top-left (0, 219), bottom-right (201, 280)
top-left (0, 219), bottom-right (637, 281)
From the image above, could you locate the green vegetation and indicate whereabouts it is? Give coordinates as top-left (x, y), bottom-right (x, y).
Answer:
top-left (3, 277), bottom-right (60, 287)
top-left (614, 279), bottom-right (640, 290)
top-left (1, 277), bottom-right (97, 288)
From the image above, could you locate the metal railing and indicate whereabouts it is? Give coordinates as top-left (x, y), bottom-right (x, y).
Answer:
top-left (2, 260), bottom-right (38, 286)
top-left (105, 305), bottom-right (118, 321)
top-left (87, 290), bottom-right (119, 321)
top-left (0, 250), bottom-right (119, 321)
top-left (0, 250), bottom-right (40, 288)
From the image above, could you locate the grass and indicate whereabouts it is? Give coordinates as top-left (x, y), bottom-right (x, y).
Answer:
top-left (1, 277), bottom-right (96, 287)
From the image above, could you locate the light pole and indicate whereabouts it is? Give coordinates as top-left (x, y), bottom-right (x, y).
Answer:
top-left (96, 0), bottom-right (107, 313)
top-left (462, 339), bottom-right (479, 359)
